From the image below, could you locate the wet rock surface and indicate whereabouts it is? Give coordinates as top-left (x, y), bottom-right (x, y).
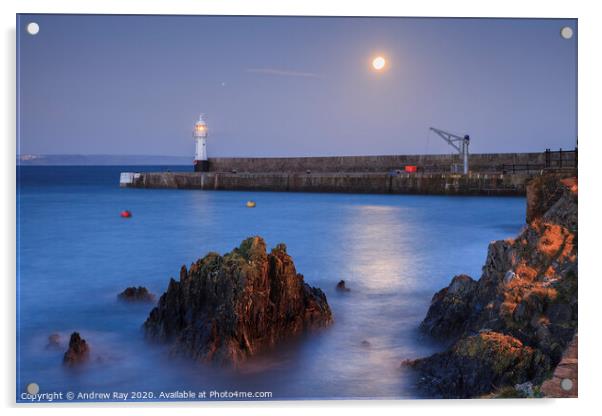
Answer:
top-left (144, 237), bottom-right (333, 365)
top-left (118, 286), bottom-right (155, 303)
top-left (407, 175), bottom-right (578, 398)
top-left (63, 332), bottom-right (90, 367)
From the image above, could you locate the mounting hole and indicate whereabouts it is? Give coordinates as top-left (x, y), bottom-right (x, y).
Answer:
top-left (26, 22), bottom-right (40, 35)
top-left (560, 378), bottom-right (573, 391)
top-left (560, 26), bottom-right (573, 40)
top-left (26, 382), bottom-right (39, 395)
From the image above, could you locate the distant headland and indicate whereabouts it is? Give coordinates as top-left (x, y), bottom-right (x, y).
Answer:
top-left (17, 154), bottom-right (192, 166)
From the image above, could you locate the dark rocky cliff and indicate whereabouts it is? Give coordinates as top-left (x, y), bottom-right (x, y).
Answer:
top-left (144, 237), bottom-right (333, 365)
top-left (405, 175), bottom-right (578, 398)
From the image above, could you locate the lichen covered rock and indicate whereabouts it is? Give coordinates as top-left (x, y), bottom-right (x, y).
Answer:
top-left (526, 175), bottom-right (577, 223)
top-left (406, 331), bottom-right (550, 398)
top-left (144, 237), bottom-right (333, 365)
top-left (408, 175), bottom-right (577, 397)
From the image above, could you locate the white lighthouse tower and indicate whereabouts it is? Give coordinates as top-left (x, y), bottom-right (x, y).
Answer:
top-left (193, 114), bottom-right (209, 172)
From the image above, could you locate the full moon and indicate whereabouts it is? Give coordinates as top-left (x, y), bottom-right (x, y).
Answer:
top-left (372, 56), bottom-right (386, 70)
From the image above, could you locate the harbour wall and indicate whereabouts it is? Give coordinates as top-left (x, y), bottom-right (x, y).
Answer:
top-left (121, 150), bottom-right (577, 195)
top-left (121, 171), bottom-right (541, 196)
top-left (205, 152), bottom-right (548, 173)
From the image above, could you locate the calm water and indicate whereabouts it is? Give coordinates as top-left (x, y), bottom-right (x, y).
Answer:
top-left (16, 166), bottom-right (525, 401)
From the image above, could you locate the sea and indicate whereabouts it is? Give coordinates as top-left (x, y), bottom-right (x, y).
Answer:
top-left (16, 165), bottom-right (525, 401)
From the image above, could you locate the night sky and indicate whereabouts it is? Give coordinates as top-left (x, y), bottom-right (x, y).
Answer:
top-left (17, 15), bottom-right (577, 157)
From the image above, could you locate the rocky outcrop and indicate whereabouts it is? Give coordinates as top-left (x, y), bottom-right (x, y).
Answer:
top-left (526, 175), bottom-right (577, 223)
top-left (405, 331), bottom-right (550, 398)
top-left (336, 280), bottom-right (350, 292)
top-left (118, 286), bottom-right (155, 303)
top-left (63, 332), bottom-right (90, 367)
top-left (407, 175), bottom-right (577, 398)
top-left (419, 274), bottom-right (477, 340)
top-left (144, 237), bottom-right (333, 365)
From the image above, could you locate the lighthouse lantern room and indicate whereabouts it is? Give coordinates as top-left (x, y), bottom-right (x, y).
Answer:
top-left (193, 114), bottom-right (209, 172)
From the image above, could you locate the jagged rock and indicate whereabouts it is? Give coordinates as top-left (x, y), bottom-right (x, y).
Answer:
top-left (419, 275), bottom-right (477, 340)
top-left (144, 237), bottom-right (333, 365)
top-left (410, 175), bottom-right (578, 397)
top-left (45, 333), bottom-right (61, 350)
top-left (63, 332), bottom-right (90, 367)
top-left (404, 331), bottom-right (550, 398)
top-left (118, 286), bottom-right (155, 303)
top-left (336, 280), bottom-right (350, 292)
top-left (526, 175), bottom-right (577, 223)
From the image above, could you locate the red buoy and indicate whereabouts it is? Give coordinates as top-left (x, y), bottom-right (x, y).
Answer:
top-left (120, 210), bottom-right (132, 218)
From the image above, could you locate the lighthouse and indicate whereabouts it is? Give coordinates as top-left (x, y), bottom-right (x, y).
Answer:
top-left (193, 114), bottom-right (209, 172)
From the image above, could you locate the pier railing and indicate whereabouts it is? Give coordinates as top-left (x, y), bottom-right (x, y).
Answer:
top-left (499, 148), bottom-right (577, 174)
top-left (544, 148), bottom-right (577, 169)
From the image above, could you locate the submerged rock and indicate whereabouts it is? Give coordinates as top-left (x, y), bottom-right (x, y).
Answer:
top-left (409, 175), bottom-right (578, 398)
top-left (118, 286), bottom-right (155, 303)
top-left (336, 280), bottom-right (350, 292)
top-left (144, 237), bottom-right (333, 365)
top-left (45, 333), bottom-right (61, 350)
top-left (63, 332), bottom-right (90, 367)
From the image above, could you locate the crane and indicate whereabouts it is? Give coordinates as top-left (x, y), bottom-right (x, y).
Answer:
top-left (429, 127), bottom-right (470, 174)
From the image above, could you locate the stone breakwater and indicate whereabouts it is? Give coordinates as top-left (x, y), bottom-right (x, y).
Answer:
top-left (404, 174), bottom-right (578, 398)
top-left (121, 150), bottom-right (576, 195)
top-left (204, 153), bottom-right (548, 174)
top-left (144, 237), bottom-right (333, 366)
top-left (121, 171), bottom-right (540, 196)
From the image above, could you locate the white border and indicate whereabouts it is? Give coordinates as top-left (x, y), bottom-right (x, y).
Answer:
top-left (2, 1), bottom-right (600, 415)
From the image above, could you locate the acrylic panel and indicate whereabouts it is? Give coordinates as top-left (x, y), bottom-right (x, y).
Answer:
top-left (16, 14), bottom-right (577, 402)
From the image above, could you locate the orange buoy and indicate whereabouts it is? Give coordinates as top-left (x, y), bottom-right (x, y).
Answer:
top-left (120, 210), bottom-right (132, 218)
